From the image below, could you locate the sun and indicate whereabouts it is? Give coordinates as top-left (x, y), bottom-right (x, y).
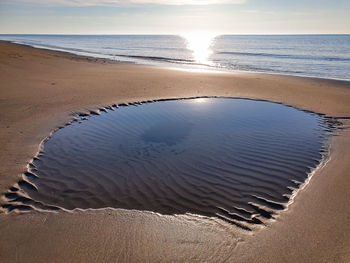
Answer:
top-left (182, 32), bottom-right (216, 65)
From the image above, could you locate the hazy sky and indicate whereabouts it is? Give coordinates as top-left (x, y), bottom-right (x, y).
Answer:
top-left (0, 0), bottom-right (349, 34)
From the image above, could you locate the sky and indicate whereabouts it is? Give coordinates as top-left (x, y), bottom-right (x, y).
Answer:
top-left (0, 0), bottom-right (349, 34)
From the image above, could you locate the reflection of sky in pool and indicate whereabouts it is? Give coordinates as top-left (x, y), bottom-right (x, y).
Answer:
top-left (5, 98), bottom-right (333, 230)
top-left (141, 118), bottom-right (193, 146)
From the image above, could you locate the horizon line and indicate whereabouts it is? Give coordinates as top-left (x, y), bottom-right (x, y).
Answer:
top-left (1, 33), bottom-right (350, 36)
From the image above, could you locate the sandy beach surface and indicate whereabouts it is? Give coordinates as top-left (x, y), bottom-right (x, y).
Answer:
top-left (0, 41), bottom-right (349, 262)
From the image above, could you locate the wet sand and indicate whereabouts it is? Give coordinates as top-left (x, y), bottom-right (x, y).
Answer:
top-left (0, 41), bottom-right (350, 262)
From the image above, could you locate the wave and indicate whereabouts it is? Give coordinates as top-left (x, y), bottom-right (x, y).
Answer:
top-left (11, 40), bottom-right (201, 66)
top-left (216, 51), bottom-right (350, 62)
top-left (114, 54), bottom-right (195, 64)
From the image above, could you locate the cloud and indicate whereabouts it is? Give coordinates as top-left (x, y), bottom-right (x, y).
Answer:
top-left (5, 0), bottom-right (246, 6)
top-left (130, 0), bottom-right (246, 5)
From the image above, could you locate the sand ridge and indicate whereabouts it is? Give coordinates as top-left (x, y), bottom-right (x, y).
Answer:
top-left (0, 41), bottom-right (350, 262)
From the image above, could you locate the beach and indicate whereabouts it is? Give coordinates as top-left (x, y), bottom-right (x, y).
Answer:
top-left (0, 40), bottom-right (350, 262)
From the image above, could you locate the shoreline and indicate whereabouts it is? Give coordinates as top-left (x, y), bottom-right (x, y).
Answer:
top-left (0, 41), bottom-right (349, 262)
top-left (2, 39), bottom-right (350, 83)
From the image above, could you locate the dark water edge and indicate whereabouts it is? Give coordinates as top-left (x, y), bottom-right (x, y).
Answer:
top-left (1, 98), bottom-right (340, 230)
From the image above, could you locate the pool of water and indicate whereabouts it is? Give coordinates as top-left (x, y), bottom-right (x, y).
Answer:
top-left (3, 98), bottom-right (334, 229)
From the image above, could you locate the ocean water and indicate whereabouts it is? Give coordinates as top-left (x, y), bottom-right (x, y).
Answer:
top-left (3, 98), bottom-right (335, 230)
top-left (0, 34), bottom-right (349, 80)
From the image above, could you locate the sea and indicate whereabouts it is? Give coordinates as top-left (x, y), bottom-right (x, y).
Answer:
top-left (1, 34), bottom-right (349, 80)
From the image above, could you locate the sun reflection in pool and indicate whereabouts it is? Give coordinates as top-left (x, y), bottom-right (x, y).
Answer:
top-left (193, 98), bottom-right (208, 103)
top-left (183, 33), bottom-right (215, 65)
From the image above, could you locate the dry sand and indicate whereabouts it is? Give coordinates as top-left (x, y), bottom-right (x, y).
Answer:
top-left (0, 41), bottom-right (349, 262)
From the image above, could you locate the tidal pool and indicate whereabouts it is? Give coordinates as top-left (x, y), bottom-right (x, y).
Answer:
top-left (4, 98), bottom-right (334, 229)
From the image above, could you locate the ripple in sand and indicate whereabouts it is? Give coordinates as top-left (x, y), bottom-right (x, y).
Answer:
top-left (2, 98), bottom-right (336, 230)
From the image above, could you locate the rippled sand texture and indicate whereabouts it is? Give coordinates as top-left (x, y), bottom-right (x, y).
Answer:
top-left (5, 98), bottom-right (333, 230)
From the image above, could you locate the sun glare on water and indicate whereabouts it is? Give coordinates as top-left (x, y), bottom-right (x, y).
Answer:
top-left (183, 33), bottom-right (216, 65)
top-left (194, 98), bottom-right (208, 103)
